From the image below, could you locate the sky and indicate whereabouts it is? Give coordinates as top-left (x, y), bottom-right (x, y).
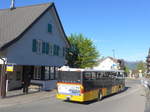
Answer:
top-left (1, 0), bottom-right (150, 61)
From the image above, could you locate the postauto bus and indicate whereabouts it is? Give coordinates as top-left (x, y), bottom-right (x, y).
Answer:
top-left (56, 69), bottom-right (125, 102)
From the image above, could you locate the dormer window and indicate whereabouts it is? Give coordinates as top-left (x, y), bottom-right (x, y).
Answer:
top-left (48, 24), bottom-right (52, 33)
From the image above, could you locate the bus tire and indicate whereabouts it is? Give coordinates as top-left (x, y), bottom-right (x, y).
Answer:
top-left (98, 91), bottom-right (103, 101)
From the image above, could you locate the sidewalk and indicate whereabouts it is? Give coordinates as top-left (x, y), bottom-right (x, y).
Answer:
top-left (0, 90), bottom-right (56, 108)
top-left (144, 85), bottom-right (150, 112)
top-left (141, 78), bottom-right (150, 112)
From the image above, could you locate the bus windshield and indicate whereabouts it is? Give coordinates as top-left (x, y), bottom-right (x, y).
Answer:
top-left (58, 71), bottom-right (82, 83)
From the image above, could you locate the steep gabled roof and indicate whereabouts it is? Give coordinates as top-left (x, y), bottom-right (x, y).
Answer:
top-left (0, 3), bottom-right (69, 50)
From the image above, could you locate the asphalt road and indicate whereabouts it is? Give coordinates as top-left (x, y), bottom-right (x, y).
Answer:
top-left (0, 79), bottom-right (146, 112)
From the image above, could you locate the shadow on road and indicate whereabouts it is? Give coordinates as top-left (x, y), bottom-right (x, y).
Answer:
top-left (63, 87), bottom-right (130, 105)
top-left (6, 91), bottom-right (40, 99)
top-left (5, 87), bottom-right (53, 99)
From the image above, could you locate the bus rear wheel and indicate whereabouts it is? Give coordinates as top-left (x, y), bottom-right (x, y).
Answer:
top-left (98, 91), bottom-right (103, 101)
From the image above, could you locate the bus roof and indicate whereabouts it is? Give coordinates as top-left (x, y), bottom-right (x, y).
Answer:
top-left (83, 69), bottom-right (124, 72)
top-left (59, 67), bottom-right (124, 72)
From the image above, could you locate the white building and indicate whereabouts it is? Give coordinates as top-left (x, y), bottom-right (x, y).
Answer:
top-left (0, 3), bottom-right (70, 91)
top-left (93, 57), bottom-right (123, 70)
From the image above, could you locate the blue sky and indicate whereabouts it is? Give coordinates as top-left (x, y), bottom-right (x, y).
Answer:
top-left (1, 0), bottom-right (150, 61)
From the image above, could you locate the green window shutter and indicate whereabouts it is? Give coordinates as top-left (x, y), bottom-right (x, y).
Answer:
top-left (42, 42), bottom-right (46, 54)
top-left (50, 44), bottom-right (52, 55)
top-left (32, 39), bottom-right (37, 52)
top-left (48, 24), bottom-right (52, 33)
top-left (53, 45), bottom-right (57, 56)
top-left (53, 45), bottom-right (55, 55)
top-left (57, 46), bottom-right (60, 56)
top-left (55, 45), bottom-right (57, 56)
top-left (45, 43), bottom-right (49, 55)
top-left (49, 43), bottom-right (52, 55)
top-left (56, 46), bottom-right (58, 56)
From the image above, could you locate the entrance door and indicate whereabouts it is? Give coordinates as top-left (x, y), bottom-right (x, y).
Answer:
top-left (22, 66), bottom-right (34, 86)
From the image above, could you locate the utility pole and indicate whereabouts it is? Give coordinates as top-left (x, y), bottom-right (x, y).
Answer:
top-left (0, 58), bottom-right (7, 98)
top-left (112, 49), bottom-right (115, 58)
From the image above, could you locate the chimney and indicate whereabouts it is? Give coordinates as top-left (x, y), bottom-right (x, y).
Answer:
top-left (10, 0), bottom-right (15, 10)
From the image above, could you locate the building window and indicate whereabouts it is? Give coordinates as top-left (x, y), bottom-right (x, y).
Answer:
top-left (32, 39), bottom-right (43, 54)
top-left (16, 71), bottom-right (21, 81)
top-left (55, 67), bottom-right (59, 79)
top-left (49, 43), bottom-right (53, 56)
top-left (16, 66), bottom-right (22, 81)
top-left (57, 46), bottom-right (60, 56)
top-left (33, 40), bottom-right (60, 56)
top-left (34, 66), bottom-right (41, 80)
top-left (42, 42), bottom-right (49, 55)
top-left (53, 45), bottom-right (60, 56)
top-left (42, 42), bottom-right (46, 54)
top-left (48, 24), bottom-right (52, 33)
top-left (45, 43), bottom-right (49, 55)
top-left (50, 67), bottom-right (55, 80)
top-left (37, 40), bottom-right (42, 54)
top-left (45, 67), bottom-right (50, 80)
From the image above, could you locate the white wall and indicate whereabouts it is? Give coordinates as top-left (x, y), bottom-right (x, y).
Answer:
top-left (0, 59), bottom-right (4, 64)
top-left (5, 7), bottom-right (68, 66)
top-left (31, 80), bottom-right (57, 91)
top-left (93, 58), bottom-right (119, 70)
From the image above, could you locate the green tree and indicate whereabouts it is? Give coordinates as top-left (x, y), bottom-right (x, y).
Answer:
top-left (66, 34), bottom-right (99, 68)
top-left (124, 66), bottom-right (130, 76)
top-left (136, 61), bottom-right (146, 73)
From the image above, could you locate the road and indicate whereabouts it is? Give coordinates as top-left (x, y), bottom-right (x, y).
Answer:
top-left (0, 79), bottom-right (146, 112)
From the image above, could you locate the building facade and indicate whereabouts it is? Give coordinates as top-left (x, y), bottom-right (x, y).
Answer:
top-left (0, 3), bottom-right (70, 94)
top-left (93, 57), bottom-right (125, 71)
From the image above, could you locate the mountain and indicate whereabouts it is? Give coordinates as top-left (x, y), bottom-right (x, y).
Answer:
top-left (124, 61), bottom-right (139, 70)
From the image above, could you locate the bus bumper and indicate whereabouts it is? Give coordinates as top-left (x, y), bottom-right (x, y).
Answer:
top-left (56, 94), bottom-right (84, 102)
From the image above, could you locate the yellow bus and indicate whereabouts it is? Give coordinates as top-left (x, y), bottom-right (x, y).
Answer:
top-left (56, 69), bottom-right (125, 102)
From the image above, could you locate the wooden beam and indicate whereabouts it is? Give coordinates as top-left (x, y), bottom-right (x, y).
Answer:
top-left (0, 64), bottom-right (6, 98)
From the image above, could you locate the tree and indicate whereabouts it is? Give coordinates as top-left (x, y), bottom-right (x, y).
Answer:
top-left (124, 66), bottom-right (130, 77)
top-left (66, 34), bottom-right (99, 68)
top-left (136, 61), bottom-right (146, 73)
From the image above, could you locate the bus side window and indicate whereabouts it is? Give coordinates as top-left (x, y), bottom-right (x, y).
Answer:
top-left (98, 72), bottom-right (103, 78)
top-left (97, 72), bottom-right (101, 79)
top-left (91, 72), bottom-right (96, 80)
top-left (118, 72), bottom-right (123, 78)
top-left (84, 72), bottom-right (92, 80)
top-left (109, 72), bottom-right (113, 78)
top-left (100, 72), bottom-right (104, 78)
top-left (103, 72), bottom-right (109, 77)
